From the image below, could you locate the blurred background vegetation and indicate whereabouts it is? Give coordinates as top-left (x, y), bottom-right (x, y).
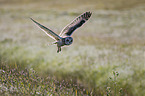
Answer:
top-left (0, 0), bottom-right (145, 95)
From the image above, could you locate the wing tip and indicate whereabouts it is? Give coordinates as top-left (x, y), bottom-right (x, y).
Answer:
top-left (81, 11), bottom-right (92, 20)
top-left (86, 11), bottom-right (92, 17)
top-left (30, 17), bottom-right (36, 23)
top-left (30, 17), bottom-right (33, 20)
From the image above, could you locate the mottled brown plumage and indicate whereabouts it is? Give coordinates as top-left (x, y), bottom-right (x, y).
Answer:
top-left (31, 11), bottom-right (92, 53)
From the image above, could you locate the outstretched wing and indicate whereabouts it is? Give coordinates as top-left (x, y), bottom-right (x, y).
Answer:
top-left (30, 18), bottom-right (61, 41)
top-left (59, 11), bottom-right (92, 37)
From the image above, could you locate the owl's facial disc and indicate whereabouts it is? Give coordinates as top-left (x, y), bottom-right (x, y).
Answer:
top-left (64, 37), bottom-right (73, 45)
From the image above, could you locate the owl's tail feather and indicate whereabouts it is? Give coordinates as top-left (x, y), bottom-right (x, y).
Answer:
top-left (48, 42), bottom-right (57, 46)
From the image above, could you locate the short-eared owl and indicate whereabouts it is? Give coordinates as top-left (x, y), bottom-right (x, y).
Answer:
top-left (31, 11), bottom-right (92, 53)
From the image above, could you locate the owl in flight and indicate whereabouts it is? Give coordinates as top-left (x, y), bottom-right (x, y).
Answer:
top-left (31, 11), bottom-right (92, 53)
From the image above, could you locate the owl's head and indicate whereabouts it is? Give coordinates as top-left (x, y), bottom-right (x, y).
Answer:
top-left (63, 37), bottom-right (73, 45)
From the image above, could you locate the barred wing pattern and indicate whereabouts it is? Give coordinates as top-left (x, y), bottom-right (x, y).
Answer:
top-left (30, 18), bottom-right (61, 41)
top-left (59, 11), bottom-right (92, 37)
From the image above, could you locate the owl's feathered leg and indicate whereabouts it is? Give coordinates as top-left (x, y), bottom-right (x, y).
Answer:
top-left (57, 47), bottom-right (59, 53)
top-left (57, 48), bottom-right (59, 53)
top-left (56, 41), bottom-right (62, 53)
top-left (57, 47), bottom-right (61, 53)
top-left (60, 47), bottom-right (61, 51)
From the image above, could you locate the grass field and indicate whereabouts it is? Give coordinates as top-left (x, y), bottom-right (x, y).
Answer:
top-left (0, 0), bottom-right (145, 95)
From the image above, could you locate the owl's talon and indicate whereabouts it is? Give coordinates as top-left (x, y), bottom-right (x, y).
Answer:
top-left (57, 47), bottom-right (61, 53)
top-left (60, 47), bottom-right (61, 51)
